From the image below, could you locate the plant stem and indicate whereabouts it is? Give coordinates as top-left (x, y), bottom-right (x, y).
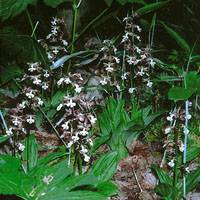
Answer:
top-left (67, 7), bottom-right (109, 50)
top-left (26, 131), bottom-right (30, 172)
top-left (31, 21), bottom-right (39, 38)
top-left (26, 9), bottom-right (37, 41)
top-left (77, 153), bottom-right (82, 175)
top-left (67, 0), bottom-right (80, 72)
top-left (26, 9), bottom-right (47, 67)
top-left (173, 129), bottom-right (179, 200)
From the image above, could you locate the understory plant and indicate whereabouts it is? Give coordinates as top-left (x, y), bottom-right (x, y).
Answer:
top-left (93, 98), bottom-right (165, 160)
top-left (0, 0), bottom-right (200, 200)
top-left (0, 134), bottom-right (118, 200)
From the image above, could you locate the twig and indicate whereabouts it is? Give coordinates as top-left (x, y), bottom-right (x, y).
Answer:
top-left (160, 149), bottom-right (166, 168)
top-left (133, 170), bottom-right (143, 192)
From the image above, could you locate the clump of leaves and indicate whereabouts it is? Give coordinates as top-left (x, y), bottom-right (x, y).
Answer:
top-left (0, 134), bottom-right (118, 200)
top-left (93, 98), bottom-right (164, 160)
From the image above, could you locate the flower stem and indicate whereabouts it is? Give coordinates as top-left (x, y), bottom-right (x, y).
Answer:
top-left (67, 0), bottom-right (81, 73)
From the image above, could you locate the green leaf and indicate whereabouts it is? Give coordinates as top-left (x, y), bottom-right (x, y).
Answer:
top-left (136, 1), bottom-right (170, 16)
top-left (0, 64), bottom-right (23, 84)
top-left (0, 26), bottom-right (48, 64)
top-left (186, 167), bottom-right (200, 193)
top-left (43, 0), bottom-right (72, 8)
top-left (35, 111), bottom-right (44, 129)
top-left (96, 181), bottom-right (118, 196)
top-left (37, 151), bottom-right (66, 167)
top-left (0, 135), bottom-right (9, 143)
top-left (155, 183), bottom-right (176, 199)
top-left (37, 172), bottom-right (109, 200)
top-left (0, 155), bottom-right (21, 171)
top-left (51, 91), bottom-right (66, 107)
top-left (117, 0), bottom-right (146, 5)
top-left (22, 134), bottom-right (38, 171)
top-left (185, 71), bottom-right (200, 95)
top-left (158, 74), bottom-right (182, 82)
top-left (40, 190), bottom-right (107, 200)
top-left (143, 110), bottom-right (165, 126)
top-left (104, 0), bottom-right (114, 6)
top-left (92, 135), bottom-right (110, 152)
top-left (152, 165), bottom-right (173, 185)
top-left (50, 50), bottom-right (96, 69)
top-left (168, 87), bottom-right (195, 101)
top-left (161, 22), bottom-right (191, 54)
top-left (177, 147), bottom-right (200, 165)
top-left (0, 0), bottom-right (37, 21)
top-left (185, 147), bottom-right (200, 162)
top-left (90, 152), bottom-right (118, 181)
top-left (0, 155), bottom-right (33, 197)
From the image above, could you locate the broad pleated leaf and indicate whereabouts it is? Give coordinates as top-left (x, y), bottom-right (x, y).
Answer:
top-left (22, 134), bottom-right (38, 171)
top-left (91, 151), bottom-right (118, 181)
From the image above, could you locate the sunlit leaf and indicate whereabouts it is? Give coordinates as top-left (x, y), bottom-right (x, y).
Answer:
top-left (22, 134), bottom-right (38, 171)
top-left (90, 151), bottom-right (118, 181)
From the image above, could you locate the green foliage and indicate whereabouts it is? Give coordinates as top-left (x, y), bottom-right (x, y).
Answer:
top-left (136, 1), bottom-right (170, 16)
top-left (168, 87), bottom-right (195, 101)
top-left (177, 147), bottom-right (200, 164)
top-left (104, 0), bottom-right (146, 7)
top-left (22, 134), bottom-right (38, 172)
top-left (90, 151), bottom-right (118, 181)
top-left (0, 26), bottom-right (48, 64)
top-left (0, 155), bottom-right (32, 197)
top-left (93, 98), bottom-right (141, 159)
top-left (0, 0), bottom-right (37, 21)
top-left (152, 165), bottom-right (180, 199)
top-left (50, 50), bottom-right (97, 70)
top-left (0, 0), bottom-right (72, 21)
top-left (0, 64), bottom-right (23, 84)
top-left (93, 98), bottom-right (164, 159)
top-left (43, 0), bottom-right (72, 8)
top-left (186, 167), bottom-right (200, 194)
top-left (51, 91), bottom-right (66, 107)
top-left (0, 151), bottom-right (118, 200)
top-left (155, 183), bottom-right (177, 200)
top-left (185, 71), bottom-right (200, 95)
top-left (0, 135), bottom-right (9, 143)
top-left (161, 22), bottom-right (191, 54)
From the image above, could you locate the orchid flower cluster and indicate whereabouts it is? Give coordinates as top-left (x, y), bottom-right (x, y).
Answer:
top-left (4, 17), bottom-right (97, 164)
top-left (55, 72), bottom-right (97, 163)
top-left (97, 14), bottom-right (155, 98)
top-left (163, 103), bottom-right (192, 169)
top-left (38, 17), bottom-right (68, 65)
top-left (5, 62), bottom-right (50, 152)
top-left (38, 17), bottom-right (97, 163)
top-left (56, 93), bottom-right (96, 163)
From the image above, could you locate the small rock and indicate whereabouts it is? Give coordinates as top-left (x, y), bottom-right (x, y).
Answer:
top-left (186, 192), bottom-right (200, 200)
